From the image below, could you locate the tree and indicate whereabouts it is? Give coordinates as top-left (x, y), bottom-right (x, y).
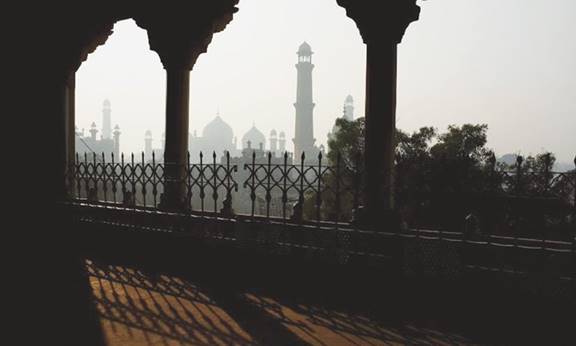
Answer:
top-left (304, 118), bottom-right (365, 222)
top-left (306, 118), bottom-right (572, 238)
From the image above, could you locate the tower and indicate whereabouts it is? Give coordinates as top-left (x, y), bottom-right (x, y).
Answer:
top-left (89, 122), bottom-right (98, 140)
top-left (113, 125), bottom-right (121, 157)
top-left (269, 130), bottom-right (278, 155)
top-left (293, 42), bottom-right (316, 161)
top-left (343, 95), bottom-right (354, 121)
top-left (279, 131), bottom-right (286, 153)
top-left (102, 99), bottom-right (112, 140)
top-left (145, 130), bottom-right (153, 160)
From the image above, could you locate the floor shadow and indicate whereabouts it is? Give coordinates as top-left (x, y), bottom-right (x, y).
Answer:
top-left (84, 259), bottom-right (474, 345)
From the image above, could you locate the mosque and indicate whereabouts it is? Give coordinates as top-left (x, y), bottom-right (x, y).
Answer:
top-left (141, 42), bottom-right (354, 165)
top-left (75, 99), bottom-right (120, 162)
top-left (143, 117), bottom-right (288, 164)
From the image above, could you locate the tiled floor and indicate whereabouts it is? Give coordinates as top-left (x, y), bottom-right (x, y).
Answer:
top-left (86, 260), bottom-right (473, 345)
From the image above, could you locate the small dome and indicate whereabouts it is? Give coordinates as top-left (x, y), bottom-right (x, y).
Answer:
top-left (279, 131), bottom-right (286, 138)
top-left (91, 122), bottom-right (97, 128)
top-left (114, 125), bottom-right (120, 130)
top-left (103, 99), bottom-right (111, 108)
top-left (203, 115), bottom-right (234, 144)
top-left (297, 42), bottom-right (313, 55)
top-left (145, 130), bottom-right (152, 137)
top-left (242, 125), bottom-right (266, 149)
top-left (345, 95), bottom-right (353, 103)
top-left (270, 129), bottom-right (277, 137)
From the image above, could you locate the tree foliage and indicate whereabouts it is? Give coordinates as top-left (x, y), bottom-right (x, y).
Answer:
top-left (310, 117), bottom-right (573, 238)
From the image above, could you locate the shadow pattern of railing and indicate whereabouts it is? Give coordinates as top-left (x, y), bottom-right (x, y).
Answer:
top-left (85, 259), bottom-right (476, 345)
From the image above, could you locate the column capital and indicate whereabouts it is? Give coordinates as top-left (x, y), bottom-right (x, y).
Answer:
top-left (135, 1), bottom-right (238, 71)
top-left (336, 0), bottom-right (420, 45)
top-left (44, 19), bottom-right (115, 84)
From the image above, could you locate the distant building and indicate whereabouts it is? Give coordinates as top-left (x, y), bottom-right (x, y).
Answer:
top-left (328, 95), bottom-right (356, 143)
top-left (293, 42), bottom-right (320, 163)
top-left (189, 114), bottom-right (239, 162)
top-left (343, 94), bottom-right (355, 121)
top-left (144, 114), bottom-right (289, 164)
top-left (75, 100), bottom-right (120, 161)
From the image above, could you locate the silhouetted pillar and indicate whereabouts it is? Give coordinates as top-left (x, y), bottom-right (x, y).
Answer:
top-left (337, 0), bottom-right (420, 228)
top-left (26, 17), bottom-right (115, 346)
top-left (160, 67), bottom-right (191, 209)
top-left (47, 70), bottom-right (77, 201)
top-left (65, 74), bottom-right (76, 198)
top-left (136, 2), bottom-right (238, 210)
top-left (365, 43), bottom-right (397, 217)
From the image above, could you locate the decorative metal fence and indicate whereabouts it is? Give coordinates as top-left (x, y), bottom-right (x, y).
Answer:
top-left (69, 151), bottom-right (576, 226)
top-left (70, 151), bottom-right (363, 224)
top-left (487, 154), bottom-right (576, 202)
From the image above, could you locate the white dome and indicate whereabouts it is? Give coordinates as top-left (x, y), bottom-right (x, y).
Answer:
top-left (242, 125), bottom-right (266, 149)
top-left (202, 116), bottom-right (234, 144)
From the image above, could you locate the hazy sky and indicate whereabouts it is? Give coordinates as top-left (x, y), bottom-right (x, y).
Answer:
top-left (76, 0), bottom-right (576, 163)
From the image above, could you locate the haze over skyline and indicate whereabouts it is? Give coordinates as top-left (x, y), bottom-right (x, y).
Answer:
top-left (76, 0), bottom-right (576, 163)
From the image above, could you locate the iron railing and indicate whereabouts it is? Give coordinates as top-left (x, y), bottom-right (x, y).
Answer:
top-left (487, 154), bottom-right (576, 202)
top-left (68, 151), bottom-right (575, 226)
top-left (70, 151), bottom-right (363, 224)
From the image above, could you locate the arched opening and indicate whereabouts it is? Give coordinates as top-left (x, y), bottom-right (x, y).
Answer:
top-left (184, 0), bottom-right (367, 217)
top-left (188, 0), bottom-right (366, 159)
top-left (75, 19), bottom-right (165, 161)
top-left (73, 19), bottom-right (165, 206)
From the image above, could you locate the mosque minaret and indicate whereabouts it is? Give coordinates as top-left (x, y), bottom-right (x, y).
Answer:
top-left (293, 42), bottom-right (319, 162)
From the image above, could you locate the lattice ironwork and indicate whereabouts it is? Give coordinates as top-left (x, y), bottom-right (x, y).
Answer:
top-left (67, 151), bottom-right (575, 228)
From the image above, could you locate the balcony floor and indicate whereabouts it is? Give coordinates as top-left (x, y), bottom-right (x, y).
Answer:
top-left (86, 258), bottom-right (473, 346)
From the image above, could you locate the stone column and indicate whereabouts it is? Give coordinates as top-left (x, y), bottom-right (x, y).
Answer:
top-left (337, 0), bottom-right (420, 228)
top-left (364, 42), bottom-right (398, 216)
top-left (65, 73), bottom-right (76, 198)
top-left (160, 67), bottom-right (191, 209)
top-left (51, 71), bottom-right (74, 201)
top-left (136, 2), bottom-right (238, 211)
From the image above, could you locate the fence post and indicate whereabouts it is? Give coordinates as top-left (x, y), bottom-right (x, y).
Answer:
top-left (316, 151), bottom-right (323, 224)
top-left (140, 152), bottom-right (146, 207)
top-left (75, 153), bottom-right (81, 200)
top-left (185, 151), bottom-right (191, 212)
top-left (101, 152), bottom-right (108, 202)
top-left (212, 151), bottom-right (218, 213)
top-left (515, 155), bottom-right (524, 196)
top-left (87, 152), bottom-right (98, 202)
top-left (266, 152), bottom-right (272, 219)
top-left (220, 151), bottom-right (235, 217)
top-left (335, 152), bottom-right (342, 223)
top-left (199, 152), bottom-right (205, 213)
top-left (152, 151), bottom-right (158, 208)
top-left (573, 156), bottom-right (576, 210)
top-left (110, 152), bottom-right (117, 204)
top-left (543, 153), bottom-right (552, 195)
top-left (282, 152), bottom-right (289, 221)
top-left (248, 151), bottom-right (257, 218)
top-left (291, 152), bottom-right (305, 223)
